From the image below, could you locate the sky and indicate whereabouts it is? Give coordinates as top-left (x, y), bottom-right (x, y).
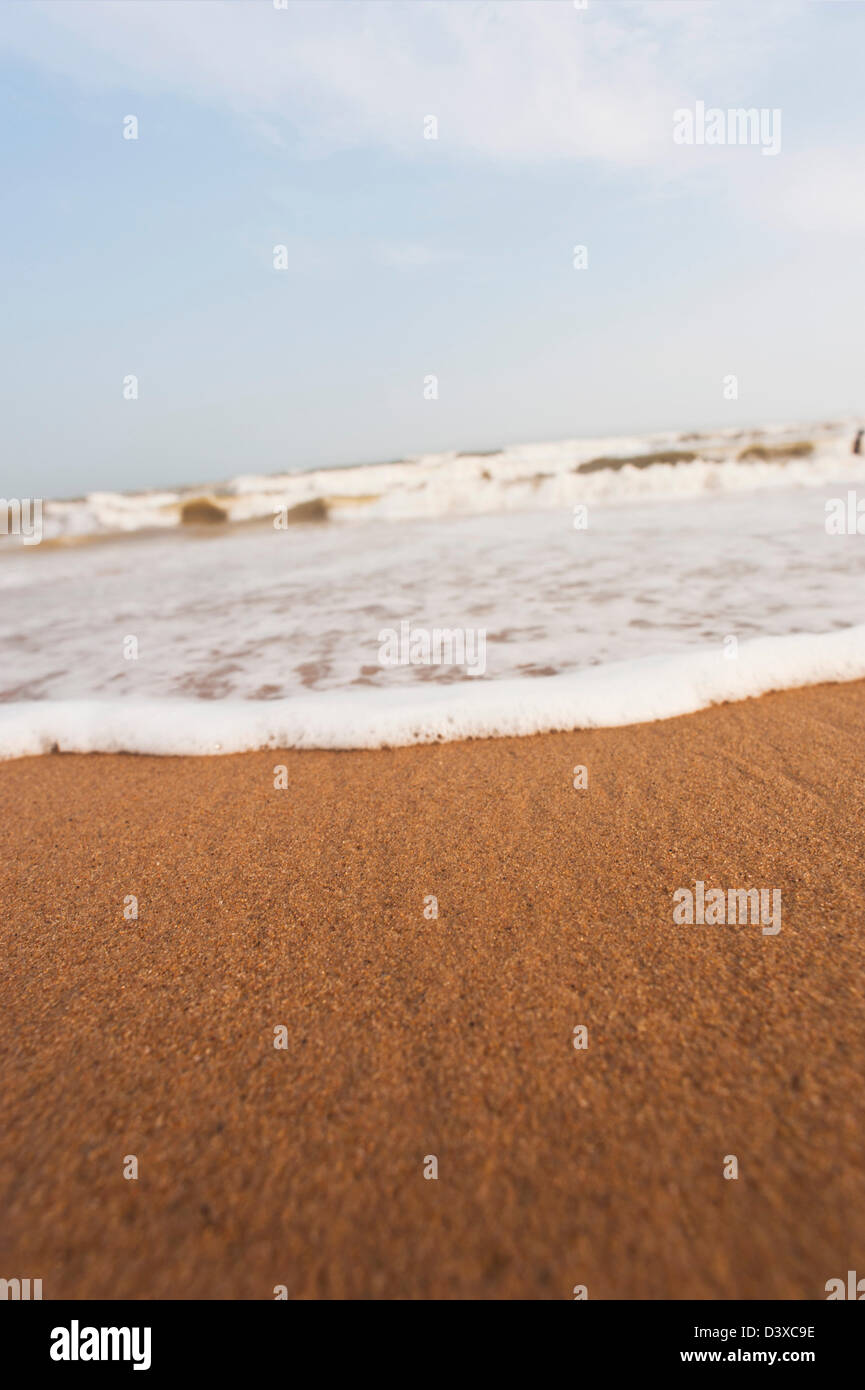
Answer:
top-left (2, 0), bottom-right (865, 498)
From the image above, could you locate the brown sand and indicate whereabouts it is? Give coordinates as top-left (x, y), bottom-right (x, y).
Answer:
top-left (1, 680), bottom-right (864, 1301)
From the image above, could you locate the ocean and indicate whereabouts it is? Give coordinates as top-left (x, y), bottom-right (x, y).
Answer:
top-left (2, 417), bottom-right (864, 757)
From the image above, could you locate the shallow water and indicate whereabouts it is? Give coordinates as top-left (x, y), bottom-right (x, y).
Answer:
top-left (2, 421), bottom-right (864, 753)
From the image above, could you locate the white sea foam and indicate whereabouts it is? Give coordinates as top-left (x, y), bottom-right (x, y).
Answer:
top-left (3, 417), bottom-right (864, 759)
top-left (0, 624), bottom-right (862, 759)
top-left (26, 418), bottom-right (865, 541)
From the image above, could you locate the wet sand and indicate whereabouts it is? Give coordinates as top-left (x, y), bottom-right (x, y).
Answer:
top-left (1, 679), bottom-right (864, 1300)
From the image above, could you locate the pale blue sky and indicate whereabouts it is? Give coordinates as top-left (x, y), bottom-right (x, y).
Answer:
top-left (2, 0), bottom-right (865, 498)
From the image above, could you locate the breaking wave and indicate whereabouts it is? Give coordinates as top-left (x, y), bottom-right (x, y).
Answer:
top-left (0, 625), bottom-right (863, 759)
top-left (22, 418), bottom-right (865, 544)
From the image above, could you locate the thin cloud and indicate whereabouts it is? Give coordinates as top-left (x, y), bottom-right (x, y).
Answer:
top-left (0, 0), bottom-right (808, 168)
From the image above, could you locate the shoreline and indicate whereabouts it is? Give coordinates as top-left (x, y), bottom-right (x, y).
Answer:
top-left (1, 678), bottom-right (864, 1298)
top-left (2, 624), bottom-right (865, 759)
